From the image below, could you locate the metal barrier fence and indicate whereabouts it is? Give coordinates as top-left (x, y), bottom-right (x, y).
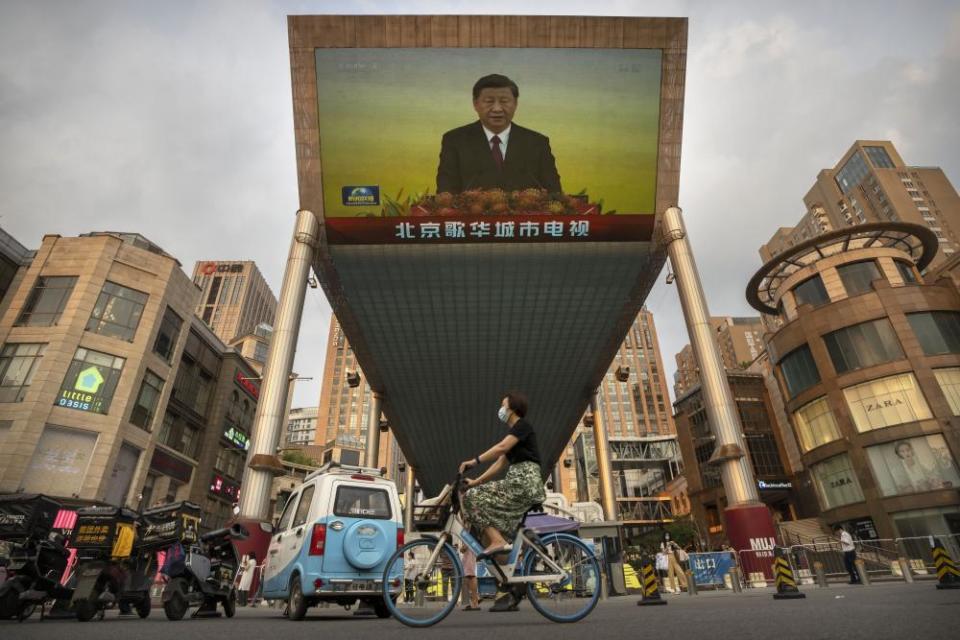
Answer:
top-left (734, 534), bottom-right (960, 588)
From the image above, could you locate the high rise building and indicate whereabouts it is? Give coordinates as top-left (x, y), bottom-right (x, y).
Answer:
top-left (673, 316), bottom-right (765, 397)
top-left (673, 371), bottom-right (811, 548)
top-left (566, 309), bottom-right (682, 532)
top-left (748, 221), bottom-right (960, 553)
top-left (286, 406), bottom-right (318, 448)
top-left (760, 140), bottom-right (960, 266)
top-left (0, 232), bottom-right (199, 506)
top-left (191, 261), bottom-right (277, 343)
top-left (0, 227), bottom-right (32, 312)
top-left (314, 316), bottom-right (405, 482)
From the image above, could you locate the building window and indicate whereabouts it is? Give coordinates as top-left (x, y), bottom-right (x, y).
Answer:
top-left (842, 372), bottom-right (932, 433)
top-left (866, 435), bottom-right (960, 497)
top-left (0, 343), bottom-right (46, 403)
top-left (933, 368), bottom-right (960, 415)
top-left (835, 152), bottom-right (870, 194)
top-left (792, 396), bottom-right (841, 452)
top-left (129, 370), bottom-right (164, 431)
top-left (864, 145), bottom-right (895, 169)
top-left (745, 433), bottom-right (785, 477)
top-left (153, 307), bottom-right (183, 362)
top-left (158, 412), bottom-right (202, 459)
top-left (792, 275), bottom-right (830, 308)
top-left (254, 341), bottom-right (269, 362)
top-left (55, 348), bottom-right (125, 415)
top-left (778, 345), bottom-right (820, 397)
top-left (823, 318), bottom-right (904, 374)
top-left (85, 281), bottom-right (149, 342)
top-left (836, 260), bottom-right (883, 297)
top-left (15, 276), bottom-right (78, 327)
top-left (907, 312), bottom-right (960, 356)
top-left (811, 453), bottom-right (865, 510)
top-left (894, 260), bottom-right (918, 284)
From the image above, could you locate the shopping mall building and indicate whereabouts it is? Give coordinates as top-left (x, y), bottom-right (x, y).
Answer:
top-left (747, 222), bottom-right (960, 546)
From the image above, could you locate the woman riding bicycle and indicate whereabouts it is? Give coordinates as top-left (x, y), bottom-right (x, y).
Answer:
top-left (458, 392), bottom-right (545, 562)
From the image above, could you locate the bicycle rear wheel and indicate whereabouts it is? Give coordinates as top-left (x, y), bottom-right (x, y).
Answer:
top-left (523, 532), bottom-right (601, 623)
top-left (382, 538), bottom-right (463, 627)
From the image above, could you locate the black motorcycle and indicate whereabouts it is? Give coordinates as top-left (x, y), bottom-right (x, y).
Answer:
top-left (69, 506), bottom-right (155, 621)
top-left (0, 494), bottom-right (72, 621)
top-left (160, 522), bottom-right (246, 620)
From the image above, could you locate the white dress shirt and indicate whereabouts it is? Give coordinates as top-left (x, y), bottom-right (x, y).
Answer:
top-left (482, 124), bottom-right (511, 160)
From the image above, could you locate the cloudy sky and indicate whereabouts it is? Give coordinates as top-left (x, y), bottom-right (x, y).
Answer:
top-left (2, 1), bottom-right (958, 408)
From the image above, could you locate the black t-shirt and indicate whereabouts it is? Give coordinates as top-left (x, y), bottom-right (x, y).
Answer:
top-left (506, 419), bottom-right (541, 466)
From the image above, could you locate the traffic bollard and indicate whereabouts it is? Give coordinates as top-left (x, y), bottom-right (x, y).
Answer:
top-left (813, 561), bottom-right (828, 588)
top-left (855, 559), bottom-right (871, 586)
top-left (686, 570), bottom-right (697, 596)
top-left (637, 557), bottom-right (667, 606)
top-left (772, 547), bottom-right (806, 600)
top-left (932, 537), bottom-right (960, 589)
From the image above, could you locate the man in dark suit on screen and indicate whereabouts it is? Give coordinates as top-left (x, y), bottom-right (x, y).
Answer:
top-left (436, 74), bottom-right (562, 194)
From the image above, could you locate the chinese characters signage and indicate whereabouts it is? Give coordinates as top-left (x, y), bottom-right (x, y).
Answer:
top-left (324, 214), bottom-right (654, 244)
top-left (223, 426), bottom-right (250, 451)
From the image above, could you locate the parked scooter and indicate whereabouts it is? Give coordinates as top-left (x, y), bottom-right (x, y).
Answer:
top-left (0, 494), bottom-right (72, 621)
top-left (69, 506), bottom-right (155, 621)
top-left (160, 521), bottom-right (247, 620)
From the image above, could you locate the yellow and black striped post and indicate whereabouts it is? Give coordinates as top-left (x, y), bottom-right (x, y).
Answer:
top-left (637, 557), bottom-right (667, 606)
top-left (772, 546), bottom-right (805, 600)
top-left (932, 538), bottom-right (960, 590)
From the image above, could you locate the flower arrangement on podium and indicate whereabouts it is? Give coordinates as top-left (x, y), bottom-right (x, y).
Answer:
top-left (385, 188), bottom-right (605, 217)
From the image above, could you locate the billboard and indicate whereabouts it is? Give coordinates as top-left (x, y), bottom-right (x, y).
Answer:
top-left (290, 16), bottom-right (686, 244)
top-left (316, 48), bottom-right (660, 217)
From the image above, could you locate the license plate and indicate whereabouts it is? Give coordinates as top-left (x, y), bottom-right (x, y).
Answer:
top-left (349, 580), bottom-right (374, 591)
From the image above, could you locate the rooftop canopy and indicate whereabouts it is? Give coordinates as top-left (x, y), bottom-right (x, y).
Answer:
top-left (746, 222), bottom-right (938, 315)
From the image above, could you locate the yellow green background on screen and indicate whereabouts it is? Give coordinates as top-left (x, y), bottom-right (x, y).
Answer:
top-left (315, 48), bottom-right (662, 217)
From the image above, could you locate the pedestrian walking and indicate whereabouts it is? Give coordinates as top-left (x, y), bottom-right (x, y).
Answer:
top-left (836, 525), bottom-right (861, 584)
top-left (655, 550), bottom-right (669, 589)
top-left (237, 552), bottom-right (257, 605)
top-left (661, 533), bottom-right (687, 593)
top-left (460, 544), bottom-right (480, 611)
top-left (403, 551), bottom-right (418, 603)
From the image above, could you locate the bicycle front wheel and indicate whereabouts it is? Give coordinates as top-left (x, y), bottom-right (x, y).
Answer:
top-left (523, 532), bottom-right (601, 623)
top-left (382, 537), bottom-right (463, 627)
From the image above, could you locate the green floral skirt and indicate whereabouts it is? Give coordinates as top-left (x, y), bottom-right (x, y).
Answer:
top-left (462, 461), bottom-right (545, 537)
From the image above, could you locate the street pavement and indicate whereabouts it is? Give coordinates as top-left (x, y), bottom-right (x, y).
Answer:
top-left (2, 582), bottom-right (958, 640)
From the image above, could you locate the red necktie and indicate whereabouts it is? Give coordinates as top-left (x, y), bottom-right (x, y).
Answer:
top-left (491, 135), bottom-right (503, 170)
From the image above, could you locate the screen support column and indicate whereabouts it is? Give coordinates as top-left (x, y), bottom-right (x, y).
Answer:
top-left (661, 206), bottom-right (776, 561)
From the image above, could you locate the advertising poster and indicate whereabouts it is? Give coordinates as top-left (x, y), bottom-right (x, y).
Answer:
top-left (313, 48), bottom-right (662, 243)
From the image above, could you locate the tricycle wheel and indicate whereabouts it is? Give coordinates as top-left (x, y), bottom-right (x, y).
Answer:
top-left (163, 578), bottom-right (189, 621)
top-left (16, 603), bottom-right (36, 622)
top-left (223, 589), bottom-right (236, 618)
top-left (135, 592), bottom-right (151, 619)
top-left (0, 585), bottom-right (19, 619)
top-left (75, 598), bottom-right (98, 622)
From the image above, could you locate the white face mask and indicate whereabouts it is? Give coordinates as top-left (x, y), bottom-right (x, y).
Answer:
top-left (497, 406), bottom-right (510, 423)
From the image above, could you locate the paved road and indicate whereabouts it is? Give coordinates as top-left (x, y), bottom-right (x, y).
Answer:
top-left (3, 582), bottom-right (958, 640)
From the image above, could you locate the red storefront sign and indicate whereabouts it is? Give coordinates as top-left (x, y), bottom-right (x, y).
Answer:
top-left (235, 369), bottom-right (260, 400)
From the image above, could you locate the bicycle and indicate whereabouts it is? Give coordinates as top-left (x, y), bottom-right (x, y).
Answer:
top-left (381, 474), bottom-right (601, 627)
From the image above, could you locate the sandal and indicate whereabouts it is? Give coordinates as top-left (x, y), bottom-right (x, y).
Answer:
top-left (462, 605), bottom-right (481, 611)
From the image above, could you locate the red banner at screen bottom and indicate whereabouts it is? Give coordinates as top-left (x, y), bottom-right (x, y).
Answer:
top-left (323, 215), bottom-right (655, 244)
